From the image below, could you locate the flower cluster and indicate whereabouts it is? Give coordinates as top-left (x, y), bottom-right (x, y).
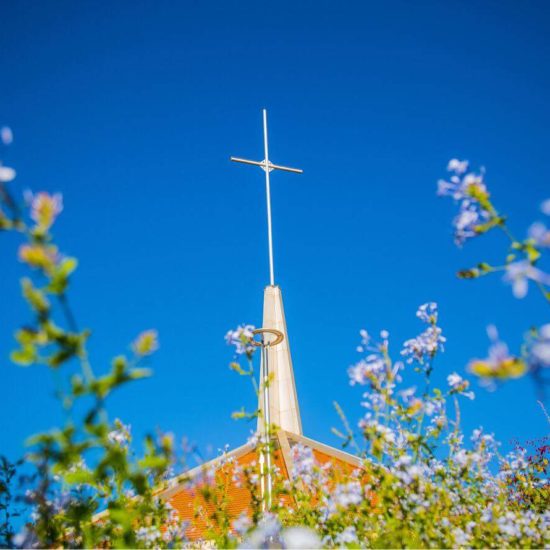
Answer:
top-left (437, 159), bottom-right (495, 245)
top-left (401, 302), bottom-right (445, 366)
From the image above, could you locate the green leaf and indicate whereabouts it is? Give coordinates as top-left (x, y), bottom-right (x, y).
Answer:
top-left (10, 347), bottom-right (35, 366)
top-left (128, 368), bottom-right (152, 381)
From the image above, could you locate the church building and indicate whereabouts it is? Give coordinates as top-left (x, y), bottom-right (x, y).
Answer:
top-left (156, 112), bottom-right (363, 539)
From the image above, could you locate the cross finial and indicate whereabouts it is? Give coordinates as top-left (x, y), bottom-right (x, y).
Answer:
top-left (231, 109), bottom-right (303, 286)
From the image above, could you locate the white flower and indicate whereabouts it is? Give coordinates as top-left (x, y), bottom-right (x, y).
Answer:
top-left (541, 198), bottom-right (550, 216)
top-left (447, 158), bottom-right (469, 174)
top-left (504, 260), bottom-right (550, 298)
top-left (281, 527), bottom-right (321, 549)
top-left (447, 372), bottom-right (463, 388)
top-left (528, 222), bottom-right (550, 248)
top-left (0, 164), bottom-right (16, 182)
top-left (240, 513), bottom-right (281, 548)
top-left (335, 526), bottom-right (358, 545)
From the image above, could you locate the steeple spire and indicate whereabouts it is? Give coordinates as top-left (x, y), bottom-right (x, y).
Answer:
top-left (257, 285), bottom-right (302, 435)
top-left (230, 110), bottom-right (303, 435)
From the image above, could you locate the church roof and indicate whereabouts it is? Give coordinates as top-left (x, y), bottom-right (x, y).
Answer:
top-left (158, 430), bottom-right (363, 540)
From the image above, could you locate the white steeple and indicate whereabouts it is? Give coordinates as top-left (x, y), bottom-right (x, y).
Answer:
top-left (230, 109), bottom-right (303, 435)
top-left (257, 285), bottom-right (302, 435)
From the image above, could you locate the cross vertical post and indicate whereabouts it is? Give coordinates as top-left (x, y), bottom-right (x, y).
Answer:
top-left (262, 110), bottom-right (275, 286)
top-left (231, 110), bottom-right (303, 287)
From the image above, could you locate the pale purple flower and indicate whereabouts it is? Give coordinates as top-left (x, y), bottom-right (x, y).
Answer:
top-left (503, 260), bottom-right (550, 298)
top-left (497, 512), bottom-right (522, 539)
top-left (225, 324), bottom-right (256, 356)
top-left (241, 513), bottom-right (281, 548)
top-left (447, 372), bottom-right (475, 399)
top-left (333, 481), bottom-right (363, 507)
top-left (360, 419), bottom-right (396, 445)
top-left (402, 325), bottom-right (445, 364)
top-left (529, 324), bottom-right (550, 369)
top-left (1, 126), bottom-right (13, 145)
top-left (136, 526), bottom-right (161, 544)
top-left (335, 526), bottom-right (358, 545)
top-left (528, 222), bottom-right (550, 248)
top-left (232, 512), bottom-right (252, 536)
top-left (447, 158), bottom-right (469, 175)
top-left (453, 200), bottom-right (490, 246)
top-left (348, 355), bottom-right (385, 386)
top-left (290, 443), bottom-right (316, 486)
top-left (108, 419), bottom-right (131, 447)
top-left (438, 162), bottom-right (492, 246)
top-left (541, 199), bottom-right (550, 216)
top-left (452, 527), bottom-right (470, 546)
top-left (416, 302), bottom-right (438, 324)
top-left (447, 372), bottom-right (462, 389)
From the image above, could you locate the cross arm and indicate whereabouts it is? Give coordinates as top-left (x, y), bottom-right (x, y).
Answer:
top-left (230, 156), bottom-right (303, 174)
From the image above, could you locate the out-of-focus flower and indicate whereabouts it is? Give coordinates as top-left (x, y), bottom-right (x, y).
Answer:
top-left (402, 325), bottom-right (445, 364)
top-left (333, 481), bottom-right (363, 507)
top-left (468, 325), bottom-right (526, 386)
top-left (241, 512), bottom-right (281, 548)
top-left (1, 126), bottom-right (13, 145)
top-left (136, 526), bottom-right (161, 545)
top-left (503, 260), bottom-right (550, 298)
top-left (231, 512), bottom-right (251, 536)
top-left (225, 324), bottom-right (256, 357)
top-left (528, 324), bottom-right (550, 370)
top-left (453, 527), bottom-right (470, 547)
top-left (528, 222), bottom-right (550, 248)
top-left (132, 329), bottom-right (159, 356)
top-left (447, 372), bottom-right (475, 400)
top-left (453, 200), bottom-right (490, 245)
top-left (402, 303), bottom-right (445, 365)
top-left (348, 355), bottom-right (385, 387)
top-left (0, 164), bottom-right (16, 182)
top-left (29, 192), bottom-right (63, 232)
top-left (291, 443), bottom-right (316, 486)
top-left (447, 158), bottom-right (469, 175)
top-left (18, 243), bottom-right (58, 271)
top-left (438, 161), bottom-right (495, 246)
top-left (108, 419), bottom-right (131, 448)
top-left (541, 198), bottom-right (550, 216)
top-left (281, 527), bottom-right (322, 549)
top-left (360, 419), bottom-right (396, 445)
top-left (416, 302), bottom-right (438, 324)
top-left (335, 526), bottom-right (358, 545)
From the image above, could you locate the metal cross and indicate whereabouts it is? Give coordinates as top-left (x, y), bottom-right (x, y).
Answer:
top-left (231, 109), bottom-right (303, 286)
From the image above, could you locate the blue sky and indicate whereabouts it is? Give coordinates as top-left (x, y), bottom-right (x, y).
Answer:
top-left (1, 0), bottom-right (549, 466)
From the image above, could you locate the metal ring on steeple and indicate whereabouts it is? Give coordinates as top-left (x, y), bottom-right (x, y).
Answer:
top-left (252, 328), bottom-right (284, 347)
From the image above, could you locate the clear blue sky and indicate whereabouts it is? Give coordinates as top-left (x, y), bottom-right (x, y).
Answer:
top-left (1, 0), bottom-right (549, 466)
